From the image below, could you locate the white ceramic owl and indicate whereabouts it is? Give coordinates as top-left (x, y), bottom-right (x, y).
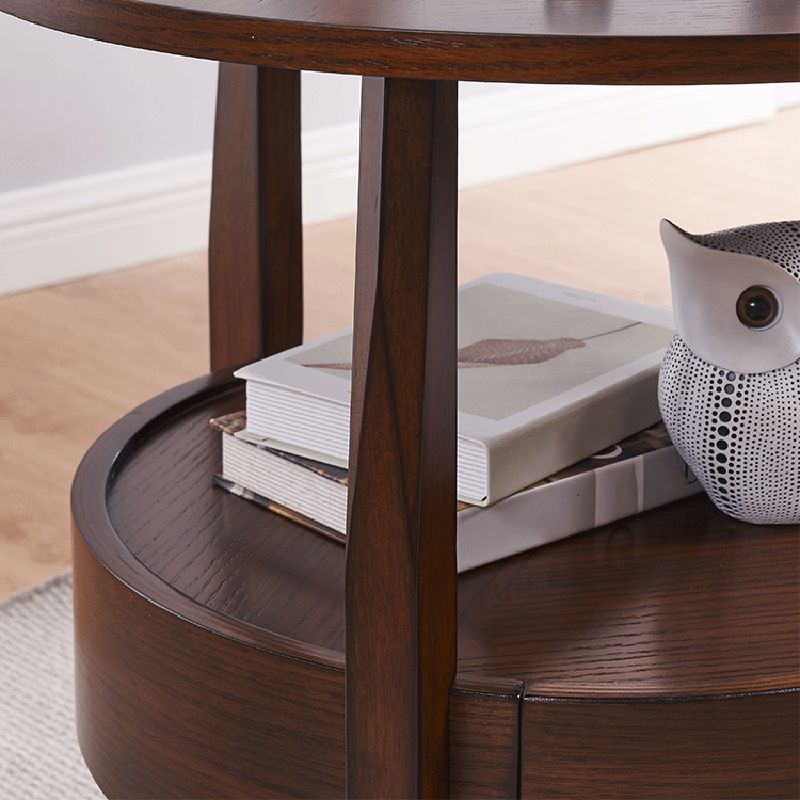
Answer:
top-left (658, 219), bottom-right (800, 525)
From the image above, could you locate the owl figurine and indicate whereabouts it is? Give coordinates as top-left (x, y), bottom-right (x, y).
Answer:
top-left (658, 219), bottom-right (800, 525)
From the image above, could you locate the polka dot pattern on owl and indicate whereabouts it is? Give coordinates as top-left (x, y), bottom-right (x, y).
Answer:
top-left (688, 220), bottom-right (800, 282)
top-left (659, 218), bottom-right (800, 525)
top-left (659, 336), bottom-right (800, 525)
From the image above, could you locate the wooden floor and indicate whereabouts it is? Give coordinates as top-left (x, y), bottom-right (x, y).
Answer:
top-left (1, 109), bottom-right (798, 600)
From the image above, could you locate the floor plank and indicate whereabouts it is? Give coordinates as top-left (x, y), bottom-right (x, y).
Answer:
top-left (1, 109), bottom-right (798, 599)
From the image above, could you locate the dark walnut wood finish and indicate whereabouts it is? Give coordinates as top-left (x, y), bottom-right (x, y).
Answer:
top-left (208, 64), bottom-right (303, 371)
top-left (449, 678), bottom-right (523, 800)
top-left (1, 0), bottom-right (799, 84)
top-left (72, 375), bottom-right (800, 799)
top-left (522, 694), bottom-right (800, 799)
top-left (16, 0), bottom-right (795, 796)
top-left (346, 77), bottom-right (458, 799)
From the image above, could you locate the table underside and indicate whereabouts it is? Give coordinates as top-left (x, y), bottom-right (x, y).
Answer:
top-left (2, 0), bottom-right (799, 83)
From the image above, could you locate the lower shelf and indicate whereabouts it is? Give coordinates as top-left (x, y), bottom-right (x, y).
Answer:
top-left (72, 372), bottom-right (800, 799)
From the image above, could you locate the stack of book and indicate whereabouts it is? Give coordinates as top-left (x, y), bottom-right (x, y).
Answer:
top-left (212, 274), bottom-right (701, 571)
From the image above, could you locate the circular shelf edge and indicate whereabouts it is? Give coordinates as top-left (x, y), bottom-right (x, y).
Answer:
top-left (70, 373), bottom-right (800, 798)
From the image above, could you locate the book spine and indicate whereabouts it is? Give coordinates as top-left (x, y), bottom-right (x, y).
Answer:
top-left (216, 437), bottom-right (699, 573)
top-left (484, 367), bottom-right (662, 506)
top-left (456, 444), bottom-right (700, 572)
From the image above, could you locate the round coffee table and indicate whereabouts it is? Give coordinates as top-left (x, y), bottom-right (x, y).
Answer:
top-left (3, 2), bottom-right (799, 798)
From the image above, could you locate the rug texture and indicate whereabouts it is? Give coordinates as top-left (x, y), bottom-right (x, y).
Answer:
top-left (0, 572), bottom-right (104, 799)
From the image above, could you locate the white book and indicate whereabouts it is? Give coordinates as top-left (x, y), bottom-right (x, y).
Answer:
top-left (235, 273), bottom-right (674, 506)
top-left (211, 413), bottom-right (702, 573)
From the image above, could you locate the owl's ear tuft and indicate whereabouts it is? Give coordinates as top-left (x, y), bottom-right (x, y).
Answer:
top-left (659, 218), bottom-right (692, 248)
top-left (660, 219), bottom-right (703, 262)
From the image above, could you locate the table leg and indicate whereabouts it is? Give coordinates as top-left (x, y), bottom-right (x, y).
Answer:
top-left (346, 77), bottom-right (459, 799)
top-left (208, 64), bottom-right (303, 371)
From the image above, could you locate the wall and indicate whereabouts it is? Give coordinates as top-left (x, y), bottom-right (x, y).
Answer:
top-left (0, 14), bottom-right (371, 191)
top-left (0, 14), bottom-right (796, 295)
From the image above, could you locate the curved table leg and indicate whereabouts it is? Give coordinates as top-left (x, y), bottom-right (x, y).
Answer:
top-left (208, 64), bottom-right (303, 371)
top-left (346, 77), bottom-right (459, 799)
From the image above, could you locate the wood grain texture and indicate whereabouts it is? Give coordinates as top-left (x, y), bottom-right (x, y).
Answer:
top-left (70, 376), bottom-right (799, 796)
top-left (0, 0), bottom-right (798, 84)
top-left (521, 693), bottom-right (800, 799)
top-left (449, 679), bottom-right (523, 799)
top-left (456, 510), bottom-right (800, 698)
top-left (73, 530), bottom-right (347, 800)
top-left (75, 516), bottom-right (523, 799)
top-left (71, 372), bottom-right (523, 798)
top-left (81, 377), bottom-right (800, 693)
top-left (208, 64), bottom-right (302, 371)
top-left (345, 77), bottom-right (458, 799)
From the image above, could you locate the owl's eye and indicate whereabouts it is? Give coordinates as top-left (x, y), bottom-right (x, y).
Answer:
top-left (736, 286), bottom-right (780, 329)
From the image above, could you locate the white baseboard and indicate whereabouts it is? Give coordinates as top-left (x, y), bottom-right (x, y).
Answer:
top-left (0, 158), bottom-right (212, 296)
top-left (0, 84), bottom-right (776, 296)
top-left (459, 84), bottom-right (775, 187)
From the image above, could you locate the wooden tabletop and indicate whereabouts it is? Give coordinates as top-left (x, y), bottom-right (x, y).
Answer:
top-left (74, 373), bottom-right (800, 700)
top-left (70, 371), bottom-right (800, 800)
top-left (3, 0), bottom-right (799, 83)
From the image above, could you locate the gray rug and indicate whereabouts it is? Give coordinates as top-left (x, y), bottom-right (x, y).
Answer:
top-left (0, 573), bottom-right (104, 799)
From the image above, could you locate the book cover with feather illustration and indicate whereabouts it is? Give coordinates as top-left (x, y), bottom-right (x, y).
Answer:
top-left (236, 273), bottom-right (675, 505)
